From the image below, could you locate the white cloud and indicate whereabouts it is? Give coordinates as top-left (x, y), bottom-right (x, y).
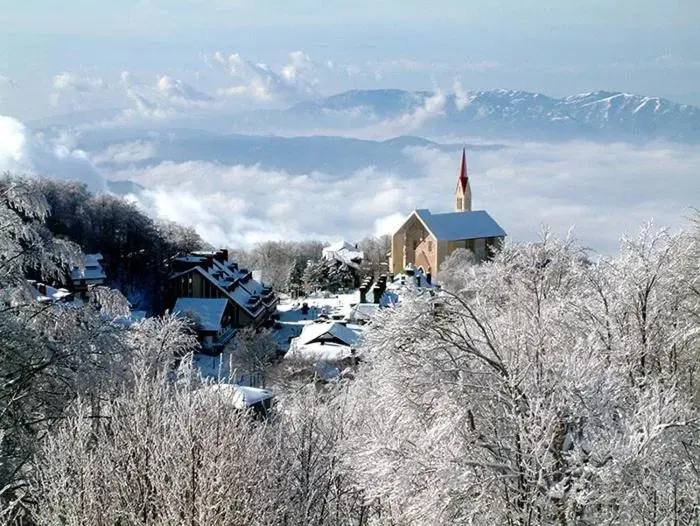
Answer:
top-left (155, 75), bottom-right (214, 107)
top-left (0, 115), bottom-right (107, 192)
top-left (207, 51), bottom-right (304, 104)
top-left (91, 140), bottom-right (158, 165)
top-left (281, 51), bottom-right (314, 83)
top-left (205, 50), bottom-right (331, 106)
top-left (453, 78), bottom-right (471, 111)
top-left (355, 90), bottom-right (447, 139)
top-left (50, 72), bottom-right (106, 108)
top-left (115, 73), bottom-right (217, 122)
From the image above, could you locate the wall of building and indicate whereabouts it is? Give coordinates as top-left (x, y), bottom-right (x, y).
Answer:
top-left (390, 214), bottom-right (431, 274)
top-left (414, 235), bottom-right (438, 274)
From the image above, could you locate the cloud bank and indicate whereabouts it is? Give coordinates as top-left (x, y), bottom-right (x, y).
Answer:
top-left (0, 115), bottom-right (107, 192)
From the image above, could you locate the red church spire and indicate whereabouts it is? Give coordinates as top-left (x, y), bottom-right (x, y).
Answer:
top-left (458, 147), bottom-right (468, 192)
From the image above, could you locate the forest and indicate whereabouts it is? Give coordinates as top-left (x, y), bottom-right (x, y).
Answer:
top-left (0, 173), bottom-right (698, 525)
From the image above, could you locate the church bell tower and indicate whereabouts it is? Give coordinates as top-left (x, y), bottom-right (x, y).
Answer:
top-left (455, 147), bottom-right (472, 212)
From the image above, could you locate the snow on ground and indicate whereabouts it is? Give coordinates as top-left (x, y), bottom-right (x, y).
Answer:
top-left (275, 290), bottom-right (362, 352)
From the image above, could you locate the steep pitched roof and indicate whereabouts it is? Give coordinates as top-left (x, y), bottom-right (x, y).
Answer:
top-left (297, 322), bottom-right (361, 347)
top-left (458, 148), bottom-right (468, 192)
top-left (414, 209), bottom-right (506, 241)
top-left (170, 265), bottom-right (266, 318)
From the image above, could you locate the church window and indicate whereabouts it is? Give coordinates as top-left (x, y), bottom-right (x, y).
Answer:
top-left (457, 198), bottom-right (463, 209)
top-left (428, 240), bottom-right (433, 252)
top-left (413, 240), bottom-right (418, 250)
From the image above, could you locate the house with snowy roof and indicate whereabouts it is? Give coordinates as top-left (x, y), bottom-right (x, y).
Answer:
top-left (70, 253), bottom-right (106, 296)
top-left (389, 149), bottom-right (506, 277)
top-left (169, 249), bottom-right (278, 331)
top-left (322, 241), bottom-right (364, 270)
top-left (173, 297), bottom-right (235, 350)
top-left (286, 321), bottom-right (362, 377)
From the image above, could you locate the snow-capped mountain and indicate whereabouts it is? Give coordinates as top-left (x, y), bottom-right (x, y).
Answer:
top-left (280, 89), bottom-right (700, 142)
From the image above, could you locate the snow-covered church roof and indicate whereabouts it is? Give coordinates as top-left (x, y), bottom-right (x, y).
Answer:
top-left (414, 209), bottom-right (506, 241)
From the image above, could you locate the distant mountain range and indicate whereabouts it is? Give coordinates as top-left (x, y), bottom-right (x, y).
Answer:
top-left (29, 88), bottom-right (700, 144)
top-left (252, 89), bottom-right (700, 143)
top-left (77, 130), bottom-right (502, 177)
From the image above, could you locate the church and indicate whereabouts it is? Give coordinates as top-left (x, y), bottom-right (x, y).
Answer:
top-left (388, 149), bottom-right (506, 277)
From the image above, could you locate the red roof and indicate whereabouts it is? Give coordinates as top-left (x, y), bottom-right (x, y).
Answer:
top-left (458, 148), bottom-right (468, 192)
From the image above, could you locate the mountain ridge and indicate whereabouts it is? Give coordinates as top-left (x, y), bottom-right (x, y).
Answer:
top-left (281, 88), bottom-right (700, 143)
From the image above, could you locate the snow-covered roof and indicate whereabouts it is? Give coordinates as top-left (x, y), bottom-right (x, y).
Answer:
top-left (29, 281), bottom-right (74, 303)
top-left (322, 241), bottom-right (364, 270)
top-left (323, 240), bottom-right (355, 254)
top-left (174, 297), bottom-right (228, 331)
top-left (347, 303), bottom-right (380, 322)
top-left (297, 322), bottom-right (361, 347)
top-left (84, 253), bottom-right (103, 265)
top-left (71, 253), bottom-right (107, 281)
top-left (170, 259), bottom-right (271, 318)
top-left (198, 384), bottom-right (273, 409)
top-left (414, 209), bottom-right (506, 241)
top-left (287, 341), bottom-right (355, 362)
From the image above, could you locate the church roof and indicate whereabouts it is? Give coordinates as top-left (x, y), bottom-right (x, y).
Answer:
top-left (415, 209), bottom-right (506, 241)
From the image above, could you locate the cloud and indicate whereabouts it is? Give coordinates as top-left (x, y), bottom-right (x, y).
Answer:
top-left (281, 51), bottom-right (315, 84)
top-left (50, 72), bottom-right (106, 108)
top-left (354, 90), bottom-right (447, 139)
top-left (91, 140), bottom-right (158, 165)
top-left (155, 75), bottom-right (214, 107)
top-left (111, 160), bottom-right (410, 248)
top-left (452, 78), bottom-right (471, 111)
top-left (0, 115), bottom-right (107, 192)
top-left (115, 72), bottom-right (217, 122)
top-left (206, 51), bottom-right (307, 104)
top-left (106, 140), bottom-right (699, 254)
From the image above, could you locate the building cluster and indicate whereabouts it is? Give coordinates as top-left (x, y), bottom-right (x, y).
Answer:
top-left (167, 249), bottom-right (278, 350)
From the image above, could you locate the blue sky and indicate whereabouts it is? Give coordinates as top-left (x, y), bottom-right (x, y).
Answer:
top-left (1, 0), bottom-right (699, 119)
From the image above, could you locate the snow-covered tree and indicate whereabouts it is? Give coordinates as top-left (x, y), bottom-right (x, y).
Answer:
top-left (227, 327), bottom-right (279, 387)
top-left (0, 175), bottom-right (133, 520)
top-left (286, 257), bottom-right (306, 298)
top-left (342, 226), bottom-right (699, 525)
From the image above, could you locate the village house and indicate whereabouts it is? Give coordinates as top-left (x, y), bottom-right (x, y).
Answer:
top-left (169, 249), bottom-right (278, 336)
top-left (389, 149), bottom-right (506, 277)
top-left (286, 321), bottom-right (361, 363)
top-left (173, 297), bottom-right (236, 350)
top-left (69, 253), bottom-right (106, 296)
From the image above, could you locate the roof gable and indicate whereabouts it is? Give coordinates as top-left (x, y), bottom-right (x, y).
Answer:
top-left (297, 322), bottom-right (361, 347)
